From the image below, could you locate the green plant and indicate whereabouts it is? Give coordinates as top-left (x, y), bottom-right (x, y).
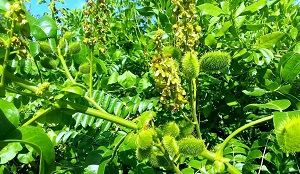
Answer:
top-left (1, 0), bottom-right (300, 174)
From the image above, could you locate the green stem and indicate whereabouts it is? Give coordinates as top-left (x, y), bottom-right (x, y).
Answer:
top-left (22, 107), bottom-right (54, 126)
top-left (225, 162), bottom-right (241, 174)
top-left (215, 115), bottom-right (273, 158)
top-left (54, 100), bottom-right (138, 130)
top-left (189, 78), bottom-right (201, 139)
top-left (57, 48), bottom-right (75, 84)
top-left (5, 70), bottom-right (39, 92)
top-left (89, 47), bottom-right (94, 98)
top-left (1, 20), bottom-right (14, 86)
top-left (83, 96), bottom-right (107, 113)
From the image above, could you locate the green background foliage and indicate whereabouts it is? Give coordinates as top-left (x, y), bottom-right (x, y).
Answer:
top-left (1, 0), bottom-right (300, 173)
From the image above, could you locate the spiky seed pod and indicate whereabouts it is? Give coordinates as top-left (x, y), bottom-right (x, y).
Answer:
top-left (68, 42), bottom-right (81, 54)
top-left (213, 161), bottom-right (225, 173)
top-left (181, 51), bottom-right (199, 79)
top-left (162, 135), bottom-right (179, 156)
top-left (40, 57), bottom-right (57, 69)
top-left (179, 121), bottom-right (195, 138)
top-left (199, 51), bottom-right (231, 72)
top-left (162, 122), bottom-right (180, 138)
top-left (178, 137), bottom-right (205, 156)
top-left (63, 31), bottom-right (72, 41)
top-left (276, 117), bottom-right (300, 154)
top-left (39, 41), bottom-right (52, 54)
top-left (149, 153), bottom-right (172, 169)
top-left (136, 147), bottom-right (152, 161)
top-left (36, 82), bottom-right (50, 96)
top-left (136, 130), bottom-right (153, 149)
top-left (79, 63), bottom-right (90, 74)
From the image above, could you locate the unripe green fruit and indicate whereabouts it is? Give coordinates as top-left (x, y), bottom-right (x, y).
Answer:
top-left (40, 57), bottom-right (57, 69)
top-left (276, 117), bottom-right (300, 154)
top-left (178, 137), bottom-right (205, 156)
top-left (79, 63), bottom-right (90, 74)
top-left (179, 121), bottom-right (194, 138)
top-left (136, 147), bottom-right (152, 161)
top-left (63, 31), bottom-right (72, 41)
top-left (149, 153), bottom-right (172, 169)
top-left (162, 122), bottom-right (180, 138)
top-left (162, 135), bottom-right (179, 156)
top-left (199, 51), bottom-right (231, 72)
top-left (136, 130), bottom-right (153, 149)
top-left (182, 51), bottom-right (199, 79)
top-left (213, 161), bottom-right (225, 173)
top-left (59, 38), bottom-right (66, 49)
top-left (68, 42), bottom-right (81, 54)
top-left (39, 41), bottom-right (52, 54)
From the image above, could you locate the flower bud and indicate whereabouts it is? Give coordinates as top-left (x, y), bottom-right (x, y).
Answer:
top-left (68, 42), bottom-right (81, 54)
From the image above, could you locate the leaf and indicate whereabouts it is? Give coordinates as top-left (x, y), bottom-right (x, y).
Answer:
top-left (0, 126), bottom-right (55, 174)
top-left (241, 0), bottom-right (267, 15)
top-left (137, 7), bottom-right (156, 16)
top-left (273, 110), bottom-right (300, 131)
top-left (0, 143), bottom-right (23, 164)
top-left (61, 84), bottom-right (86, 97)
top-left (204, 34), bottom-right (217, 47)
top-left (29, 41), bottom-right (40, 58)
top-left (30, 15), bottom-right (57, 40)
top-left (246, 149), bottom-right (262, 161)
top-left (216, 21), bottom-right (232, 37)
top-left (242, 87), bottom-right (266, 96)
top-left (118, 71), bottom-right (137, 88)
top-left (108, 72), bottom-right (119, 85)
top-left (244, 99), bottom-right (291, 111)
top-left (258, 48), bottom-right (273, 64)
top-left (255, 32), bottom-right (285, 49)
top-left (197, 3), bottom-right (224, 16)
top-left (181, 168), bottom-right (194, 174)
top-left (278, 52), bottom-right (300, 82)
top-left (0, 99), bottom-right (19, 140)
top-left (0, 0), bottom-right (9, 13)
top-left (137, 111), bottom-right (156, 129)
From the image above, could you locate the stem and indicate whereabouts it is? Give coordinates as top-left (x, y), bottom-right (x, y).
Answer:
top-left (215, 115), bottom-right (273, 158)
top-left (189, 78), bottom-right (201, 139)
top-left (225, 162), bottom-right (241, 174)
top-left (83, 96), bottom-right (107, 113)
top-left (54, 100), bottom-right (138, 130)
top-left (89, 47), bottom-right (94, 98)
top-left (22, 107), bottom-right (54, 126)
top-left (1, 20), bottom-right (14, 86)
top-left (57, 48), bottom-right (75, 84)
top-left (5, 70), bottom-right (39, 92)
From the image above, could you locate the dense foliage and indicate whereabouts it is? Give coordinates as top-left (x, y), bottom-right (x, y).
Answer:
top-left (1, 0), bottom-right (300, 173)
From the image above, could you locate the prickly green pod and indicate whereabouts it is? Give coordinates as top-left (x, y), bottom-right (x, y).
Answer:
top-left (40, 57), bottom-right (57, 69)
top-left (136, 129), bottom-right (153, 149)
top-left (162, 135), bottom-right (179, 156)
top-left (124, 132), bottom-right (137, 149)
top-left (213, 161), bottom-right (225, 173)
top-left (276, 117), bottom-right (300, 154)
top-left (63, 31), bottom-right (72, 41)
top-left (179, 121), bottom-right (195, 138)
top-left (68, 42), bottom-right (81, 55)
top-left (39, 41), bottom-right (52, 54)
top-left (36, 82), bottom-right (50, 96)
top-left (162, 122), bottom-right (180, 138)
top-left (178, 137), bottom-right (205, 156)
top-left (181, 51), bottom-right (199, 79)
top-left (79, 63), bottom-right (90, 74)
top-left (149, 152), bottom-right (172, 169)
top-left (136, 147), bottom-right (152, 161)
top-left (199, 51), bottom-right (231, 73)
